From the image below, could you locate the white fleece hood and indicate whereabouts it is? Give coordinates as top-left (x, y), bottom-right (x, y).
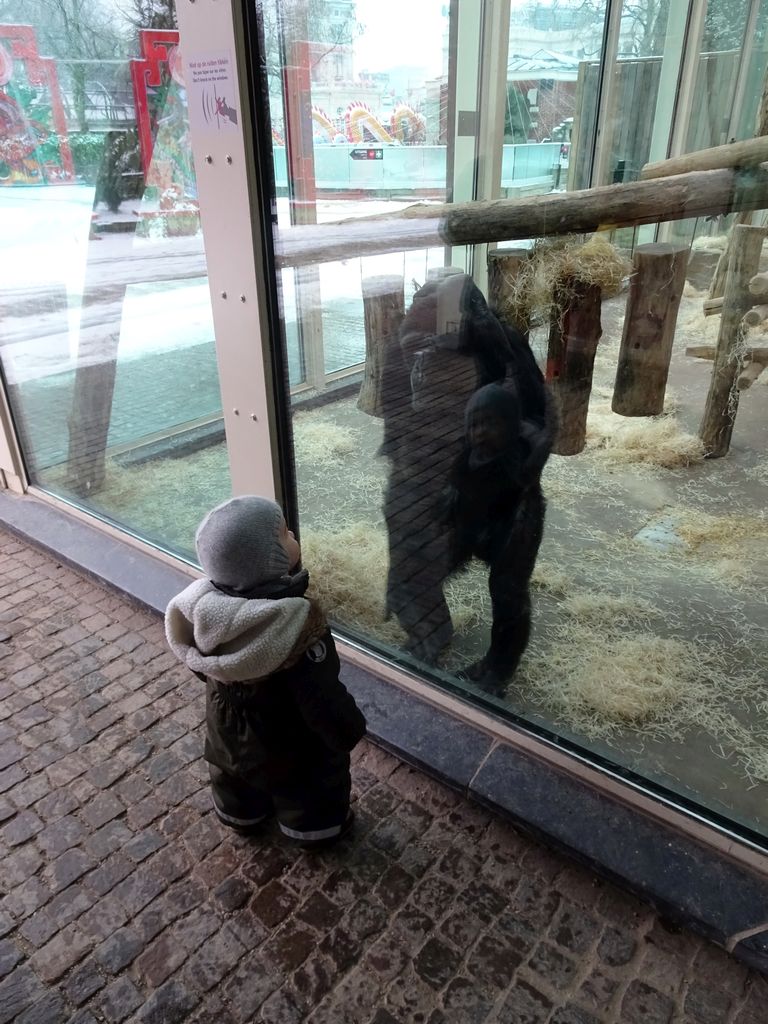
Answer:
top-left (165, 578), bottom-right (310, 683)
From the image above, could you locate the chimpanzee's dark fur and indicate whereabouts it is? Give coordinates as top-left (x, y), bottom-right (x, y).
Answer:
top-left (380, 272), bottom-right (555, 690)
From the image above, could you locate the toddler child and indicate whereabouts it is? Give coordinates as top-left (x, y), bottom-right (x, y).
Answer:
top-left (165, 495), bottom-right (366, 845)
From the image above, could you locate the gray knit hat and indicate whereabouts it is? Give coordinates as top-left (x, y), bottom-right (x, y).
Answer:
top-left (195, 495), bottom-right (290, 592)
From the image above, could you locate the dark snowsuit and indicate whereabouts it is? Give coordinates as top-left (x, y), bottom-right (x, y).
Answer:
top-left (165, 576), bottom-right (366, 840)
top-left (204, 627), bottom-right (365, 838)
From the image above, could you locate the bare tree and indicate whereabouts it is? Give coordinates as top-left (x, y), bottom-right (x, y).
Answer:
top-left (117, 0), bottom-right (176, 34)
top-left (0, 0), bottom-right (124, 130)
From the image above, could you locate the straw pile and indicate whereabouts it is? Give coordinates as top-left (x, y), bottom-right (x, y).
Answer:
top-left (496, 233), bottom-right (630, 330)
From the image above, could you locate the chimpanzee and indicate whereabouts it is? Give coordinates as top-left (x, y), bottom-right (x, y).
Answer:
top-left (381, 271), bottom-right (555, 692)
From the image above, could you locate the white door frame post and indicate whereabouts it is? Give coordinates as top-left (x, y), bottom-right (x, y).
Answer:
top-left (0, 381), bottom-right (26, 494)
top-left (473, 0), bottom-right (512, 296)
top-left (174, 0), bottom-right (280, 501)
top-left (590, 0), bottom-right (623, 188)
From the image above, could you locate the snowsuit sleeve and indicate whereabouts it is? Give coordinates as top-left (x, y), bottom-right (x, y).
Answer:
top-left (288, 629), bottom-right (367, 753)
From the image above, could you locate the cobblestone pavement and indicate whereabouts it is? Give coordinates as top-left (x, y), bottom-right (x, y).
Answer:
top-left (1, 528), bottom-right (766, 1024)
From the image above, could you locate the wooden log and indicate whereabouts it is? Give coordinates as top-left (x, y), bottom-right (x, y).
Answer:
top-left (703, 297), bottom-right (724, 316)
top-left (748, 271), bottom-right (768, 300)
top-left (699, 225), bottom-right (767, 457)
top-left (687, 344), bottom-right (768, 361)
top-left (487, 248), bottom-right (532, 334)
top-left (737, 360), bottom-right (767, 390)
top-left (276, 166), bottom-right (768, 269)
top-left (546, 278), bottom-right (603, 456)
top-left (640, 136), bottom-right (768, 180)
top-left (708, 246), bottom-right (731, 301)
top-left (612, 243), bottom-right (688, 416)
top-left (706, 66), bottom-right (768, 300)
top-left (66, 332), bottom-right (120, 496)
top-left (357, 275), bottom-right (405, 418)
top-left (686, 345), bottom-right (716, 360)
top-left (743, 303), bottom-right (768, 326)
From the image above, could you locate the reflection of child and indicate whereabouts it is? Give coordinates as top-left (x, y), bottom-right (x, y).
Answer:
top-left (165, 496), bottom-right (366, 845)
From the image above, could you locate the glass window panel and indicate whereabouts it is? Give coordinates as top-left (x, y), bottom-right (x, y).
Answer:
top-left (257, 0), bottom-right (768, 844)
top-left (0, 1), bottom-right (230, 562)
top-left (507, 0), bottom-right (609, 194)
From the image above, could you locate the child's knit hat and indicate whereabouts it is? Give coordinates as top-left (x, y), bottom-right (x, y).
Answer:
top-left (195, 495), bottom-right (290, 593)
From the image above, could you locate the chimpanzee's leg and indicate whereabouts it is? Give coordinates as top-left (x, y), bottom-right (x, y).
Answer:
top-left (384, 466), bottom-right (455, 664)
top-left (465, 487), bottom-right (546, 691)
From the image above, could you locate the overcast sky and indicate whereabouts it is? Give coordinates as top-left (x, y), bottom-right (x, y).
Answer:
top-left (354, 0), bottom-right (447, 75)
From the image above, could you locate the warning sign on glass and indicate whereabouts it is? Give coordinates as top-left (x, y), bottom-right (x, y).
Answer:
top-left (185, 51), bottom-right (239, 133)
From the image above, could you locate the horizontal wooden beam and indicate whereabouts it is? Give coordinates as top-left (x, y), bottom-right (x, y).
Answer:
top-left (640, 136), bottom-right (768, 180)
top-left (275, 166), bottom-right (768, 269)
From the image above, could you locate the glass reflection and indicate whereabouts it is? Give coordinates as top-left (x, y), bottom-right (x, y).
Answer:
top-left (263, 0), bottom-right (768, 842)
top-left (381, 271), bottom-right (552, 692)
top-left (0, 2), bottom-right (228, 561)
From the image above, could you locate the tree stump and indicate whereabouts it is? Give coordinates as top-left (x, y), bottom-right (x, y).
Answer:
top-left (546, 277), bottom-right (603, 456)
top-left (487, 248), bottom-right (532, 334)
top-left (612, 243), bottom-right (688, 416)
top-left (357, 275), bottom-right (405, 417)
top-left (699, 224), bottom-right (767, 457)
top-left (66, 332), bottom-right (120, 495)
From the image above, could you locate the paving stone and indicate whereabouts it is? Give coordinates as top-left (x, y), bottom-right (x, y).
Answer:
top-left (621, 980), bottom-right (676, 1024)
top-left (344, 897), bottom-right (388, 943)
top-left (3, 876), bottom-right (52, 923)
top-left (384, 966), bottom-right (440, 1023)
top-left (597, 924), bottom-right (637, 966)
top-left (132, 980), bottom-right (199, 1024)
top-left (14, 991), bottom-right (68, 1024)
top-left (527, 941), bottom-right (579, 992)
top-left (0, 964), bottom-right (48, 1024)
top-left (135, 929), bottom-right (190, 987)
top-left (30, 923), bottom-right (92, 981)
top-left (552, 903), bottom-right (601, 955)
top-left (683, 980), bottom-right (733, 1023)
top-left (82, 792), bottom-right (125, 829)
top-left (297, 891), bottom-right (343, 932)
top-left (1, 809), bottom-right (44, 846)
top-left (456, 879), bottom-right (507, 924)
top-left (8, 773), bottom-right (51, 809)
top-left (85, 820), bottom-right (134, 860)
top-left (549, 1006), bottom-right (603, 1024)
top-left (112, 870), bottom-right (167, 916)
top-left (222, 958), bottom-right (282, 1022)
top-left (78, 895), bottom-right (130, 942)
top-left (43, 847), bottom-right (95, 892)
top-left (0, 938), bottom-right (22, 979)
top-left (438, 976), bottom-right (495, 1024)
top-left (95, 927), bottom-right (144, 973)
top-left (465, 927), bottom-right (527, 992)
top-left (579, 968), bottom-right (619, 1012)
top-left (262, 920), bottom-right (316, 974)
top-left (409, 874), bottom-right (458, 920)
top-left (251, 880), bottom-right (299, 929)
top-left (259, 987), bottom-right (305, 1024)
top-left (414, 936), bottom-right (463, 989)
top-left (212, 877), bottom-right (251, 912)
top-left (497, 978), bottom-right (553, 1024)
top-left (83, 852), bottom-right (134, 897)
top-left (289, 955), bottom-right (340, 1013)
top-left (363, 937), bottom-right (412, 984)
top-left (183, 926), bottom-right (247, 992)
top-left (64, 959), bottom-right (107, 1006)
